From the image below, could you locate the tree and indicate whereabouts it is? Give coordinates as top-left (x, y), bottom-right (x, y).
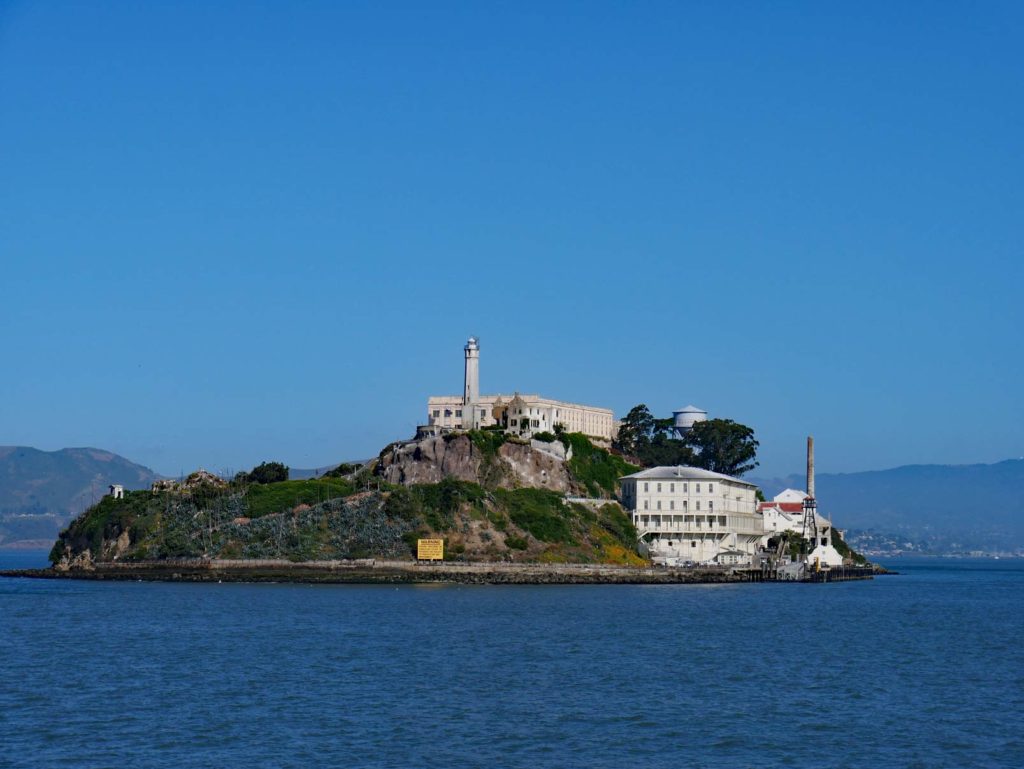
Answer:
top-left (617, 404), bottom-right (696, 467)
top-left (685, 419), bottom-right (759, 476)
top-left (243, 461), bottom-right (290, 485)
top-left (640, 433), bottom-right (696, 467)
top-left (615, 404), bottom-right (656, 457)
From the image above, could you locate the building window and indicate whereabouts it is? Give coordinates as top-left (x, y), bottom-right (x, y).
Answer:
top-left (432, 410), bottom-right (440, 418)
top-left (656, 501), bottom-right (661, 510)
top-left (669, 501), bottom-right (674, 511)
top-left (657, 483), bottom-right (662, 492)
top-left (511, 419), bottom-right (517, 426)
top-left (696, 501), bottom-right (701, 511)
top-left (683, 483), bottom-right (688, 493)
top-left (670, 483), bottom-right (675, 493)
top-left (643, 483), bottom-right (649, 492)
top-left (692, 541), bottom-right (697, 548)
top-left (444, 409), bottom-right (453, 417)
top-left (644, 501), bottom-right (649, 510)
top-left (695, 484), bottom-right (701, 493)
top-left (708, 483), bottom-right (714, 493)
top-left (708, 501), bottom-right (713, 511)
top-left (683, 501), bottom-right (687, 510)
top-left (455, 410), bottom-right (462, 417)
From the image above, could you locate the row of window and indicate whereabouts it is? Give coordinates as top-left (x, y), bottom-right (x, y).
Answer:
top-left (637, 515), bottom-right (728, 525)
top-left (641, 482), bottom-right (713, 494)
top-left (431, 408), bottom-right (486, 419)
top-left (510, 419), bottom-right (542, 428)
top-left (643, 500), bottom-right (713, 511)
top-left (433, 409), bottom-right (460, 418)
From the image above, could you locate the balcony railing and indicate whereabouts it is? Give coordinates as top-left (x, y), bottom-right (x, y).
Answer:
top-left (634, 518), bottom-right (764, 536)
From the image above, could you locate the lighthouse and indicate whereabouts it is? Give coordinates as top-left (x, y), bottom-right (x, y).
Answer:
top-left (463, 336), bottom-right (480, 428)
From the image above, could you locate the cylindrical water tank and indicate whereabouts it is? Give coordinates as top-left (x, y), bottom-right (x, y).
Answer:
top-left (672, 405), bottom-right (707, 435)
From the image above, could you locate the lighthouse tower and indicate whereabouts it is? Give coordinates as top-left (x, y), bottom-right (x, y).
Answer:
top-left (463, 337), bottom-right (480, 428)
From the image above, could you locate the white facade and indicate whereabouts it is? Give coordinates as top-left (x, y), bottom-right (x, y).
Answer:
top-left (620, 466), bottom-right (762, 565)
top-left (426, 338), bottom-right (615, 440)
top-left (759, 489), bottom-right (845, 567)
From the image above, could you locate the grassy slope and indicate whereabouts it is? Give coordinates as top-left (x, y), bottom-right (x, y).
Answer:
top-left (561, 433), bottom-right (639, 497)
top-left (53, 481), bottom-right (645, 567)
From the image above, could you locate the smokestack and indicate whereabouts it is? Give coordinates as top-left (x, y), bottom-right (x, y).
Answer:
top-left (806, 435), bottom-right (815, 499)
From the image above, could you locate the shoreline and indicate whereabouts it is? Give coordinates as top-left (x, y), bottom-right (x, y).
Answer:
top-left (0, 558), bottom-right (880, 585)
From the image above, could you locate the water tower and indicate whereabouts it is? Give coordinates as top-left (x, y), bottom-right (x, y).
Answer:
top-left (672, 405), bottom-right (708, 439)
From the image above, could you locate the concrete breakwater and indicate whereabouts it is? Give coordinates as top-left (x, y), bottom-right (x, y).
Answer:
top-left (0, 558), bottom-right (877, 585)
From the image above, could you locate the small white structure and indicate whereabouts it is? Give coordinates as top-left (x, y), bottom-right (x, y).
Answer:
top-left (620, 466), bottom-right (762, 565)
top-left (426, 337), bottom-right (616, 440)
top-left (758, 489), bottom-right (845, 568)
top-left (108, 484), bottom-right (124, 500)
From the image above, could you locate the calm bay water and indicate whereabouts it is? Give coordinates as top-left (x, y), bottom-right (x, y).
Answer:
top-left (2, 552), bottom-right (1022, 768)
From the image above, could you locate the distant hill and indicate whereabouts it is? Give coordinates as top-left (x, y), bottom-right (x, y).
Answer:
top-left (749, 459), bottom-right (1024, 548)
top-left (0, 447), bottom-right (159, 546)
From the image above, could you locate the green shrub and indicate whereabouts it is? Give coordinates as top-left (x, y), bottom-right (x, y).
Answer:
top-left (241, 461), bottom-right (289, 484)
top-left (562, 433), bottom-right (639, 497)
top-left (324, 462), bottom-right (363, 478)
top-left (488, 509), bottom-right (509, 531)
top-left (384, 486), bottom-right (421, 522)
top-left (468, 429), bottom-right (508, 457)
top-left (532, 431), bottom-right (557, 443)
top-left (505, 535), bottom-right (528, 550)
top-left (413, 478), bottom-right (487, 531)
top-left (245, 478), bottom-right (355, 518)
top-left (494, 488), bottom-right (575, 544)
top-left (596, 503), bottom-right (638, 548)
top-left (831, 527), bottom-right (867, 564)
top-left (445, 542), bottom-right (467, 560)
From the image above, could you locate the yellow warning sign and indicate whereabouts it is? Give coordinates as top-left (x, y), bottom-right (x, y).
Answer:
top-left (417, 538), bottom-right (444, 561)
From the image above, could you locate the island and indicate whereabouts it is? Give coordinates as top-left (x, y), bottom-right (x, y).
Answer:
top-left (2, 429), bottom-right (878, 585)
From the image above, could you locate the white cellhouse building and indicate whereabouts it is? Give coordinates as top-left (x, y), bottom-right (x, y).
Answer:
top-left (620, 466), bottom-right (763, 565)
top-left (426, 337), bottom-right (616, 440)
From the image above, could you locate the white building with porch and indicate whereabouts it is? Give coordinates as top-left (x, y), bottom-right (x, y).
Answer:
top-left (620, 466), bottom-right (763, 565)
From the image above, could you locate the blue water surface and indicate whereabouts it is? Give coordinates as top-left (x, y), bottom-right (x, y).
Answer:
top-left (1, 552), bottom-right (1022, 769)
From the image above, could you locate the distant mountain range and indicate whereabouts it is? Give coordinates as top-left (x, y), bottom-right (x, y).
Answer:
top-left (750, 459), bottom-right (1024, 551)
top-left (0, 447), bottom-right (159, 546)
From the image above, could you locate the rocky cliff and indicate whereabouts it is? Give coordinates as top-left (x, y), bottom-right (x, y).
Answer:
top-left (375, 433), bottom-right (576, 493)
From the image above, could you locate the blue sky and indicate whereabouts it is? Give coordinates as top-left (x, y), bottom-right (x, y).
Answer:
top-left (1, 1), bottom-right (1021, 478)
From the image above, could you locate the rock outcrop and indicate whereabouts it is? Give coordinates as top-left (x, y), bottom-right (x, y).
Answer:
top-left (375, 434), bottom-right (576, 493)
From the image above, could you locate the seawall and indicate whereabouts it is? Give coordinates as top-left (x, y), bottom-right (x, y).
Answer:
top-left (0, 558), bottom-right (877, 585)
